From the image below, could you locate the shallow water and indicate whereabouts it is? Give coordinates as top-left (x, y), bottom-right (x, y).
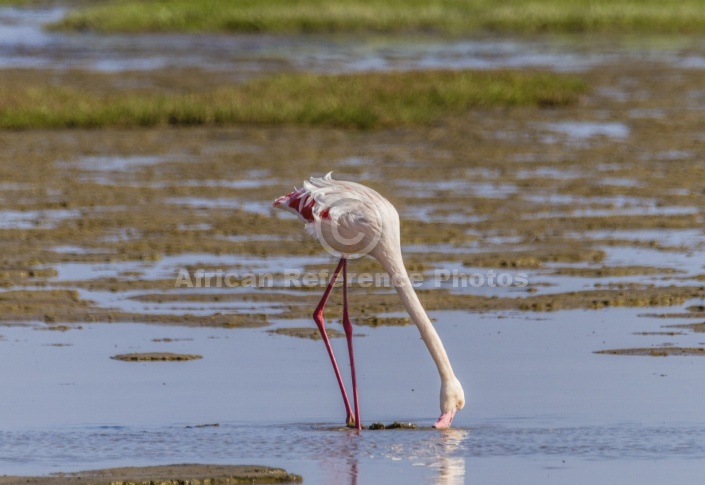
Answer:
top-left (50, 253), bottom-right (323, 283)
top-left (0, 208), bottom-right (81, 229)
top-left (581, 228), bottom-right (705, 246)
top-left (542, 121), bottom-right (630, 140)
top-left (2, 308), bottom-right (705, 483)
top-left (166, 197), bottom-right (272, 215)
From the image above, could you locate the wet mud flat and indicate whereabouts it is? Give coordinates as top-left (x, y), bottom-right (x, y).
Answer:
top-left (0, 60), bottom-right (703, 337)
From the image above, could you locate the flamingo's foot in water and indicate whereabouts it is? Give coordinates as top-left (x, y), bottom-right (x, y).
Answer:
top-left (346, 415), bottom-right (356, 428)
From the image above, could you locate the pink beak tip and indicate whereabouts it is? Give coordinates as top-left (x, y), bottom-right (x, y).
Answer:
top-left (433, 411), bottom-right (455, 429)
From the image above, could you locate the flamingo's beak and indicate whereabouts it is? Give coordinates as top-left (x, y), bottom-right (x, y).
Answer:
top-left (272, 195), bottom-right (288, 208)
top-left (433, 409), bottom-right (456, 429)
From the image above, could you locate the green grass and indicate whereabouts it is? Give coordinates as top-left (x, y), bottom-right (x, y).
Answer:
top-left (0, 69), bottom-right (587, 129)
top-left (50, 0), bottom-right (705, 34)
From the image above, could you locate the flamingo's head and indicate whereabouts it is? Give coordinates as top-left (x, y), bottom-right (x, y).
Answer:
top-left (433, 377), bottom-right (465, 429)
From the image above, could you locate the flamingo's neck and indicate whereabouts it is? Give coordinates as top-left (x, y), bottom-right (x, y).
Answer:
top-left (377, 250), bottom-right (456, 382)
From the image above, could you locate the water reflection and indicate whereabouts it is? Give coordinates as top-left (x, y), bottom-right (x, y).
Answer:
top-left (316, 427), bottom-right (468, 485)
top-left (314, 428), bottom-right (360, 485)
top-left (345, 431), bottom-right (360, 485)
top-left (433, 430), bottom-right (468, 485)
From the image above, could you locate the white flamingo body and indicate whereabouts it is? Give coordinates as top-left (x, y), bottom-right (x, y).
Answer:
top-left (274, 172), bottom-right (464, 429)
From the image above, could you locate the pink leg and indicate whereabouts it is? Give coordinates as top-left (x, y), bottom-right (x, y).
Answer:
top-left (313, 257), bottom-right (355, 427)
top-left (342, 259), bottom-right (361, 430)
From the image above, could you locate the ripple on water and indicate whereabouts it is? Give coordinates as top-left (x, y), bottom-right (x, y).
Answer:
top-left (2, 423), bottom-right (705, 481)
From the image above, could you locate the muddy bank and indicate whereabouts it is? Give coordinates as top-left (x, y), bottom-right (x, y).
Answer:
top-left (0, 464), bottom-right (302, 484)
top-left (595, 347), bottom-right (705, 357)
top-left (111, 352), bottom-right (203, 361)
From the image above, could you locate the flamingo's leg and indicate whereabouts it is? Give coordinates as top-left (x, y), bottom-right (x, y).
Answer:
top-left (342, 259), bottom-right (361, 430)
top-left (313, 257), bottom-right (355, 427)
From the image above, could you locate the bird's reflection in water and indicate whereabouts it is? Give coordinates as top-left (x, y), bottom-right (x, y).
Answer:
top-left (346, 430), bottom-right (360, 485)
top-left (319, 427), bottom-right (468, 485)
top-left (432, 429), bottom-right (468, 485)
top-left (318, 428), bottom-right (360, 485)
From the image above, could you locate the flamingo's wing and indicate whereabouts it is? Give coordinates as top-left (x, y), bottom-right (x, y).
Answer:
top-left (314, 196), bottom-right (380, 237)
top-left (307, 174), bottom-right (382, 228)
top-left (298, 173), bottom-right (385, 255)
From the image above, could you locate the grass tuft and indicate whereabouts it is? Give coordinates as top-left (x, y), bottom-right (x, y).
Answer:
top-left (0, 69), bottom-right (587, 130)
top-left (49, 0), bottom-right (705, 34)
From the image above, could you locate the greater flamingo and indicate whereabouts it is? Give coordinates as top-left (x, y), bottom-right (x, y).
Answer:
top-left (273, 172), bottom-right (464, 430)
